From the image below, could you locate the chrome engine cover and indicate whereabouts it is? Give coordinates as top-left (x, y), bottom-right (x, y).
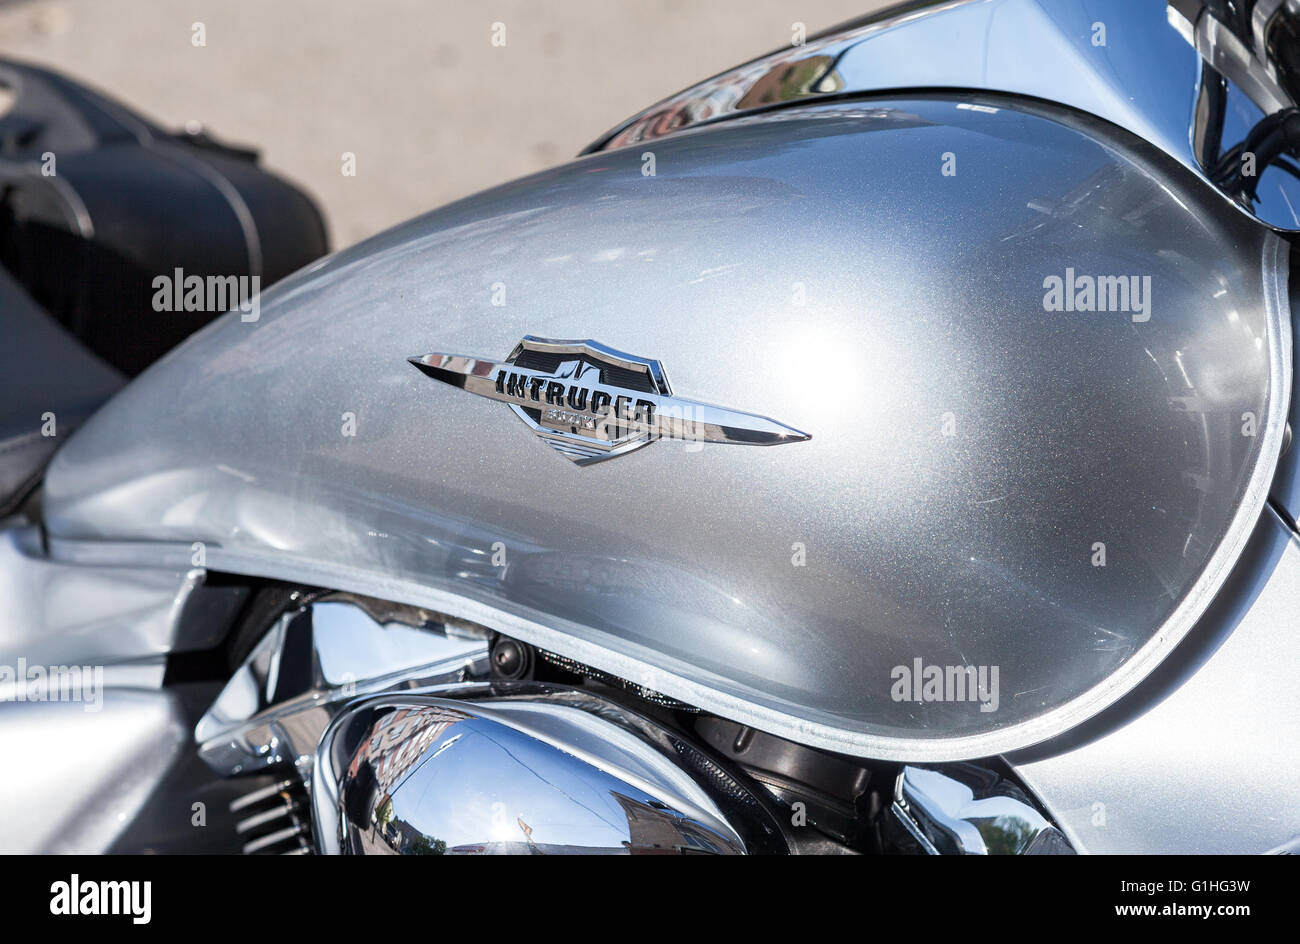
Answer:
top-left (312, 691), bottom-right (781, 855)
top-left (43, 93), bottom-right (1289, 760)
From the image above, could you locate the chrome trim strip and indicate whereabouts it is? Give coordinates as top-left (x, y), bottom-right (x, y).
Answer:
top-left (1194, 5), bottom-right (1292, 114)
top-left (1252, 0), bottom-right (1286, 73)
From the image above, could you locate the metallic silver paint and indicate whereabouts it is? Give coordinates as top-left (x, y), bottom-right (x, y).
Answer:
top-left (1009, 507), bottom-right (1300, 854)
top-left (42, 95), bottom-right (1291, 760)
top-left (0, 526), bottom-right (242, 853)
top-left (0, 690), bottom-right (188, 853)
top-left (0, 524), bottom-right (212, 671)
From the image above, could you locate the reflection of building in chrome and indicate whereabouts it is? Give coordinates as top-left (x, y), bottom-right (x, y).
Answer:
top-left (613, 793), bottom-right (735, 854)
top-left (346, 705), bottom-right (464, 795)
top-left (370, 788), bottom-right (734, 855)
top-left (344, 704), bottom-right (742, 855)
top-left (437, 795), bottom-right (736, 855)
top-left (343, 706), bottom-right (464, 854)
top-left (374, 797), bottom-right (447, 855)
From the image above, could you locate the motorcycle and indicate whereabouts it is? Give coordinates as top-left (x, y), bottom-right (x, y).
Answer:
top-left (2, 0), bottom-right (1299, 855)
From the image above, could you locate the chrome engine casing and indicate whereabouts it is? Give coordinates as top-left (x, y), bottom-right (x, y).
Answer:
top-left (314, 692), bottom-right (769, 855)
top-left (193, 593), bottom-right (1061, 854)
top-left (193, 594), bottom-right (794, 854)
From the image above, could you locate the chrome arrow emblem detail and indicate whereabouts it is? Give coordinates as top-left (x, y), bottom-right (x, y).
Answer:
top-left (409, 336), bottom-right (810, 465)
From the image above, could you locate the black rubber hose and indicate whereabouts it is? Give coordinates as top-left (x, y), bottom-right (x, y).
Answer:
top-left (1241, 110), bottom-right (1300, 200)
top-left (1212, 108), bottom-right (1300, 201)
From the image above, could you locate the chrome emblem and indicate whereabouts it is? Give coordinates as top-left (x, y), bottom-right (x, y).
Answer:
top-left (409, 336), bottom-right (810, 465)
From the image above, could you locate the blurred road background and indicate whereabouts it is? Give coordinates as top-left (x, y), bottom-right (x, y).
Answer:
top-left (0, 0), bottom-right (886, 248)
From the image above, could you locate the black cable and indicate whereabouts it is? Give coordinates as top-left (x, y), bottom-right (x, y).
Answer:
top-left (1212, 108), bottom-right (1300, 202)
